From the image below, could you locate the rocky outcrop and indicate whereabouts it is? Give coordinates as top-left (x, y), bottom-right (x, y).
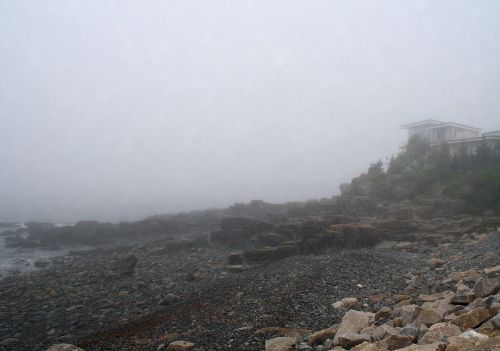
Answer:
top-left (211, 217), bottom-right (275, 248)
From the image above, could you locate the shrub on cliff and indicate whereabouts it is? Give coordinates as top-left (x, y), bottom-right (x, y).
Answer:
top-left (347, 137), bottom-right (500, 214)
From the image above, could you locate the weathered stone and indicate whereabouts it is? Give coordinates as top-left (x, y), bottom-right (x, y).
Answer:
top-left (461, 329), bottom-right (489, 340)
top-left (332, 297), bottom-right (358, 309)
top-left (400, 305), bottom-right (421, 326)
top-left (398, 342), bottom-right (446, 351)
top-left (448, 270), bottom-right (481, 282)
top-left (265, 337), bottom-right (297, 351)
top-left (333, 310), bottom-right (372, 346)
top-left (338, 333), bottom-right (371, 349)
top-left (447, 336), bottom-right (473, 351)
top-left (418, 323), bottom-right (461, 344)
top-left (368, 294), bottom-right (385, 303)
top-left (393, 294), bottom-right (411, 302)
top-left (372, 324), bottom-right (399, 341)
top-left (451, 307), bottom-right (490, 331)
top-left (450, 336), bottom-right (500, 350)
top-left (47, 345), bottom-right (85, 351)
top-left (418, 291), bottom-right (454, 303)
top-left (331, 301), bottom-right (345, 309)
top-left (485, 266), bottom-right (500, 276)
top-left (296, 342), bottom-right (312, 351)
top-left (375, 307), bottom-right (391, 321)
top-left (351, 341), bottom-right (381, 351)
top-left (447, 330), bottom-right (490, 351)
top-left (493, 312), bottom-right (500, 329)
top-left (474, 277), bottom-right (500, 298)
top-left (167, 341), bottom-right (195, 350)
top-left (421, 299), bottom-right (459, 318)
top-left (392, 318), bottom-right (403, 328)
top-left (450, 288), bottom-right (475, 305)
top-left (308, 326), bottom-right (338, 345)
top-left (343, 297), bottom-right (359, 308)
top-left (383, 334), bottom-right (414, 350)
top-left (415, 309), bottom-right (442, 327)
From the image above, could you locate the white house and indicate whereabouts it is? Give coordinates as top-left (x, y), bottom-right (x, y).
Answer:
top-left (401, 119), bottom-right (500, 155)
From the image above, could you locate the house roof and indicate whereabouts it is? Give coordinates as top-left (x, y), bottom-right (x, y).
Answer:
top-left (425, 122), bottom-right (481, 132)
top-left (400, 119), bottom-right (443, 129)
top-left (401, 120), bottom-right (481, 132)
top-left (483, 130), bottom-right (500, 136)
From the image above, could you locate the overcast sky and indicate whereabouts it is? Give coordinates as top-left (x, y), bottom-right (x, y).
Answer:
top-left (0, 0), bottom-right (499, 222)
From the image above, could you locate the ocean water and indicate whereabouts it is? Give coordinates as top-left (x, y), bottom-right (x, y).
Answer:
top-left (0, 226), bottom-right (73, 278)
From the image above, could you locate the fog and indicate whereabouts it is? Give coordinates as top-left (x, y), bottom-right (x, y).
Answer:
top-left (1, 0), bottom-right (499, 222)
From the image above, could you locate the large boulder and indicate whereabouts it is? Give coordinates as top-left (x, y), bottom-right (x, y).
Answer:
top-left (265, 337), bottom-right (297, 351)
top-left (451, 307), bottom-right (491, 331)
top-left (474, 277), bottom-right (500, 298)
top-left (418, 323), bottom-right (461, 344)
top-left (211, 217), bottom-right (274, 248)
top-left (334, 310), bottom-right (373, 347)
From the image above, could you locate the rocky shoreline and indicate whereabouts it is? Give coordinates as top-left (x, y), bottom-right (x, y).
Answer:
top-left (1, 198), bottom-right (499, 351)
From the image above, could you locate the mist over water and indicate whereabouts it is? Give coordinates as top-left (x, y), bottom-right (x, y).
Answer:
top-left (1, 0), bottom-right (500, 222)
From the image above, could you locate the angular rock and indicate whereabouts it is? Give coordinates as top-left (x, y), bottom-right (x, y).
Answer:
top-left (338, 333), bottom-right (371, 349)
top-left (418, 291), bottom-right (454, 303)
top-left (399, 305), bottom-right (421, 326)
top-left (493, 312), bottom-right (500, 329)
top-left (398, 342), bottom-right (446, 351)
top-left (383, 334), bottom-right (414, 350)
top-left (447, 330), bottom-right (490, 351)
top-left (375, 307), bottom-right (391, 321)
top-left (447, 336), bottom-right (473, 351)
top-left (308, 325), bottom-right (338, 345)
top-left (460, 330), bottom-right (489, 341)
top-left (265, 337), bottom-right (297, 351)
top-left (485, 266), bottom-right (500, 276)
top-left (393, 294), bottom-right (411, 302)
top-left (421, 298), bottom-right (459, 318)
top-left (351, 341), bottom-right (381, 351)
top-left (332, 297), bottom-right (358, 309)
top-left (372, 324), bottom-right (399, 341)
top-left (418, 323), bottom-right (461, 344)
top-left (333, 310), bottom-right (372, 345)
top-left (415, 309), bottom-right (442, 327)
top-left (451, 307), bottom-right (490, 331)
top-left (399, 325), bottom-right (420, 341)
top-left (474, 277), bottom-right (500, 298)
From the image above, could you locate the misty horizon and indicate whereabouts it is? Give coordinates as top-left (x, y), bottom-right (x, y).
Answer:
top-left (1, 0), bottom-right (499, 223)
